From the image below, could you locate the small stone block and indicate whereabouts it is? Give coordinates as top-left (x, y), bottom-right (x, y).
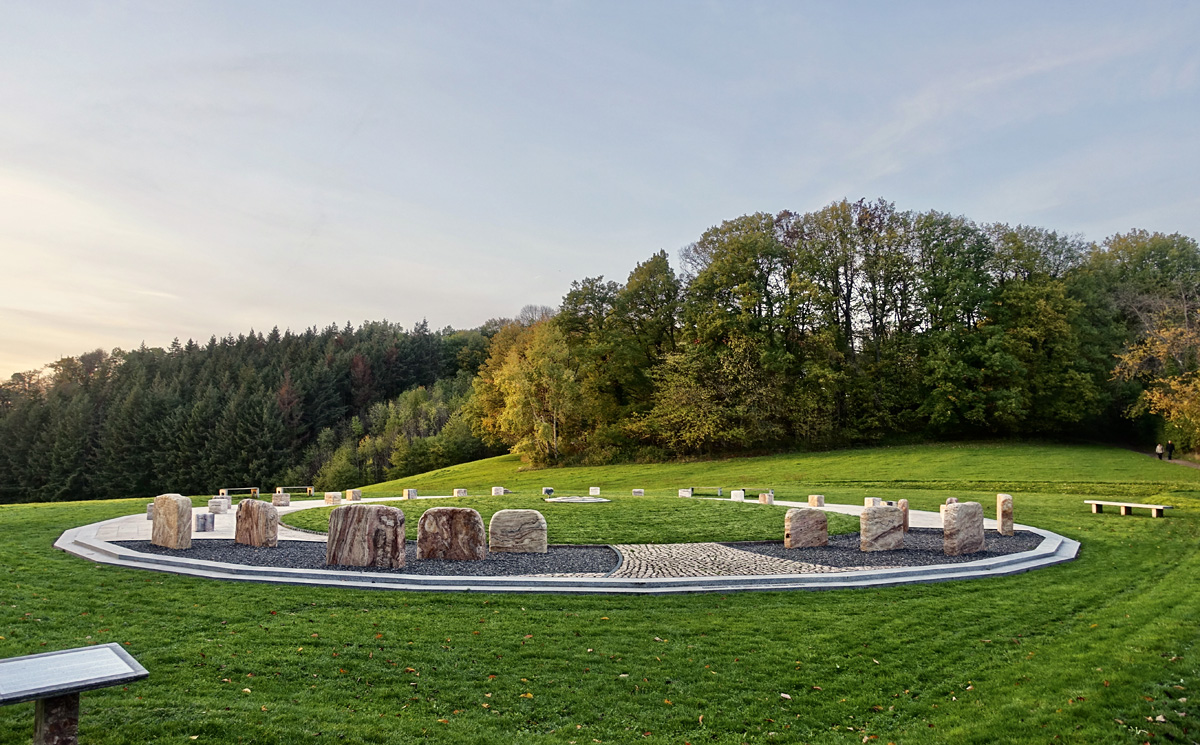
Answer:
top-left (860, 505), bottom-right (903, 552)
top-left (731, 490), bottom-right (745, 501)
top-left (758, 493), bottom-right (774, 505)
top-left (808, 494), bottom-right (825, 507)
top-left (1120, 504), bottom-right (1132, 516)
top-left (208, 498), bottom-right (229, 514)
top-left (219, 489), bottom-right (228, 497)
top-left (195, 513), bottom-right (210, 532)
top-left (152, 494), bottom-right (192, 550)
top-left (943, 501), bottom-right (985, 556)
top-left (272, 493), bottom-right (291, 507)
top-left (235, 498), bottom-right (278, 548)
top-left (417, 507), bottom-right (487, 561)
top-left (489, 509), bottom-right (548, 553)
top-left (784, 508), bottom-right (828, 548)
top-left (898, 498), bottom-right (910, 532)
top-left (631, 489), bottom-right (645, 496)
top-left (946, 497), bottom-right (958, 504)
top-left (324, 492), bottom-right (342, 505)
top-left (541, 487), bottom-right (554, 496)
top-left (146, 503), bottom-right (154, 520)
top-left (679, 488), bottom-right (693, 498)
top-left (589, 487), bottom-right (601, 496)
top-left (452, 488), bottom-right (468, 497)
top-left (492, 487), bottom-right (505, 496)
top-left (1091, 503), bottom-right (1102, 513)
top-left (402, 489), bottom-right (417, 499)
top-left (326, 504), bottom-right (405, 569)
top-left (997, 493), bottom-right (1014, 536)
top-left (864, 497), bottom-right (881, 507)
top-left (346, 489), bottom-right (362, 501)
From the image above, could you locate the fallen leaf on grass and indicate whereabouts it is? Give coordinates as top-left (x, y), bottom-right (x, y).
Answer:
top-left (664, 699), bottom-right (672, 705)
top-left (242, 688), bottom-right (251, 693)
top-left (520, 693), bottom-right (533, 698)
top-left (780, 693), bottom-right (792, 700)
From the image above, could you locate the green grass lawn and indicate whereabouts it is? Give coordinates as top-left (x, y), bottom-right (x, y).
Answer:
top-left (282, 494), bottom-right (859, 543)
top-left (1, 442), bottom-right (1198, 743)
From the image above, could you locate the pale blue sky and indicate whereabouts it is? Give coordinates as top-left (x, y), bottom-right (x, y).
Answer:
top-left (1, 2), bottom-right (1197, 376)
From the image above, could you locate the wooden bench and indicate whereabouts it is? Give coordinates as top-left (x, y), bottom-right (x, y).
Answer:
top-left (0, 643), bottom-right (148, 744)
top-left (1085, 500), bottom-right (1174, 518)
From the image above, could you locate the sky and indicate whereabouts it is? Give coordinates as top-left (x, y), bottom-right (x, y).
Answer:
top-left (1, 1), bottom-right (1198, 377)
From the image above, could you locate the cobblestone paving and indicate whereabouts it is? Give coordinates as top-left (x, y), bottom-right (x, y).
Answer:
top-left (609, 542), bottom-right (897, 578)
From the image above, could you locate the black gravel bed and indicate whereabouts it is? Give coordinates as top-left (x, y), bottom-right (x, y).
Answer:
top-left (114, 540), bottom-right (619, 576)
top-left (722, 528), bottom-right (1044, 567)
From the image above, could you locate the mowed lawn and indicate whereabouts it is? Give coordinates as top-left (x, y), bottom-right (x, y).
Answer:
top-left (0, 442), bottom-right (1198, 743)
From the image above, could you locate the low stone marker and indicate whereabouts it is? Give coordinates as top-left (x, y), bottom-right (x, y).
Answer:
top-left (860, 505), bottom-right (903, 551)
top-left (208, 498), bottom-right (229, 514)
top-left (758, 493), bottom-right (774, 505)
top-left (997, 493), bottom-right (1014, 536)
top-left (589, 487), bottom-right (601, 496)
top-left (272, 492), bottom-right (291, 507)
top-left (731, 489), bottom-right (745, 501)
top-left (679, 488), bottom-right (693, 498)
top-left (808, 494), bottom-right (825, 507)
top-left (145, 503), bottom-right (154, 521)
top-left (324, 492), bottom-right (342, 505)
top-left (402, 489), bottom-right (418, 499)
top-left (784, 508), bottom-right (828, 548)
top-left (489, 509), bottom-right (548, 553)
top-left (152, 494), bottom-right (192, 550)
top-left (942, 501), bottom-right (985, 556)
top-left (417, 507), bottom-right (487, 561)
top-left (945, 497), bottom-right (958, 505)
top-left (491, 487), bottom-right (505, 496)
top-left (541, 487), bottom-right (554, 496)
top-left (346, 489), bottom-right (362, 501)
top-left (631, 489), bottom-right (645, 496)
top-left (235, 499), bottom-right (278, 548)
top-left (195, 513), bottom-right (214, 532)
top-left (864, 497), bottom-right (882, 507)
top-left (326, 504), bottom-right (406, 569)
top-left (898, 498), bottom-right (910, 532)
top-left (453, 488), bottom-right (468, 497)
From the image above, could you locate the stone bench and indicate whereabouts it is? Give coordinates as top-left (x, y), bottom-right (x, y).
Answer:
top-left (1085, 500), bottom-right (1174, 518)
top-left (218, 487), bottom-right (259, 497)
top-left (0, 643), bottom-right (148, 745)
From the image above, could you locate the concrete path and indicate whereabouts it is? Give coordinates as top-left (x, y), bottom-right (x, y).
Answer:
top-left (56, 493), bottom-right (1078, 594)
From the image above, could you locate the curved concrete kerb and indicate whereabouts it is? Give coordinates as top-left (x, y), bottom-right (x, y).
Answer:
top-left (53, 495), bottom-right (1080, 595)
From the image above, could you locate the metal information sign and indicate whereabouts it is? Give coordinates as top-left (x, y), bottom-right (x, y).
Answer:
top-left (0, 643), bottom-right (148, 706)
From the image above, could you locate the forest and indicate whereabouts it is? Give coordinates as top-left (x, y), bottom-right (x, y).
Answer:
top-left (2, 198), bottom-right (1197, 502)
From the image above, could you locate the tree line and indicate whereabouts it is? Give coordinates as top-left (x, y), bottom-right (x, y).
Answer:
top-left (469, 199), bottom-right (1199, 465)
top-left (0, 321), bottom-right (501, 502)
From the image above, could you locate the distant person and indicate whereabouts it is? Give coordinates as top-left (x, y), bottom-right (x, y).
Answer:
top-left (1156, 443), bottom-right (1165, 460)
top-left (1166, 440), bottom-right (1176, 460)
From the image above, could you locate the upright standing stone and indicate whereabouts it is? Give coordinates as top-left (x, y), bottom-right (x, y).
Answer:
top-left (631, 489), bottom-right (645, 496)
top-left (808, 495), bottom-right (825, 507)
top-left (346, 489), bottom-right (362, 501)
top-left (945, 497), bottom-right (958, 505)
top-left (541, 487), bottom-right (554, 496)
top-left (731, 489), bottom-right (745, 501)
top-left (898, 498), bottom-right (910, 532)
top-left (758, 493), bottom-right (774, 505)
top-left (208, 498), bottom-right (229, 514)
top-left (324, 492), bottom-right (342, 505)
top-left (943, 501), bottom-right (985, 556)
top-left (272, 492), bottom-right (291, 507)
top-left (453, 488), bottom-right (468, 497)
top-left (491, 487), bottom-right (506, 496)
top-left (235, 499), bottom-right (278, 548)
top-left (997, 493), bottom-right (1014, 536)
top-left (152, 494), bottom-right (192, 550)
top-left (860, 505), bottom-right (903, 552)
top-left (589, 487), bottom-right (601, 496)
top-left (679, 488), bottom-right (693, 498)
top-left (146, 503), bottom-right (155, 521)
top-left (402, 489), bottom-right (418, 499)
top-left (489, 509), bottom-right (548, 553)
top-left (326, 504), bottom-right (406, 568)
top-left (417, 507), bottom-right (487, 561)
top-left (784, 508), bottom-right (828, 548)
top-left (864, 497), bottom-right (881, 507)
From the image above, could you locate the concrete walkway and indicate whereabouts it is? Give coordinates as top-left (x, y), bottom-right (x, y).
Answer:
top-left (57, 494), bottom-right (1078, 595)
